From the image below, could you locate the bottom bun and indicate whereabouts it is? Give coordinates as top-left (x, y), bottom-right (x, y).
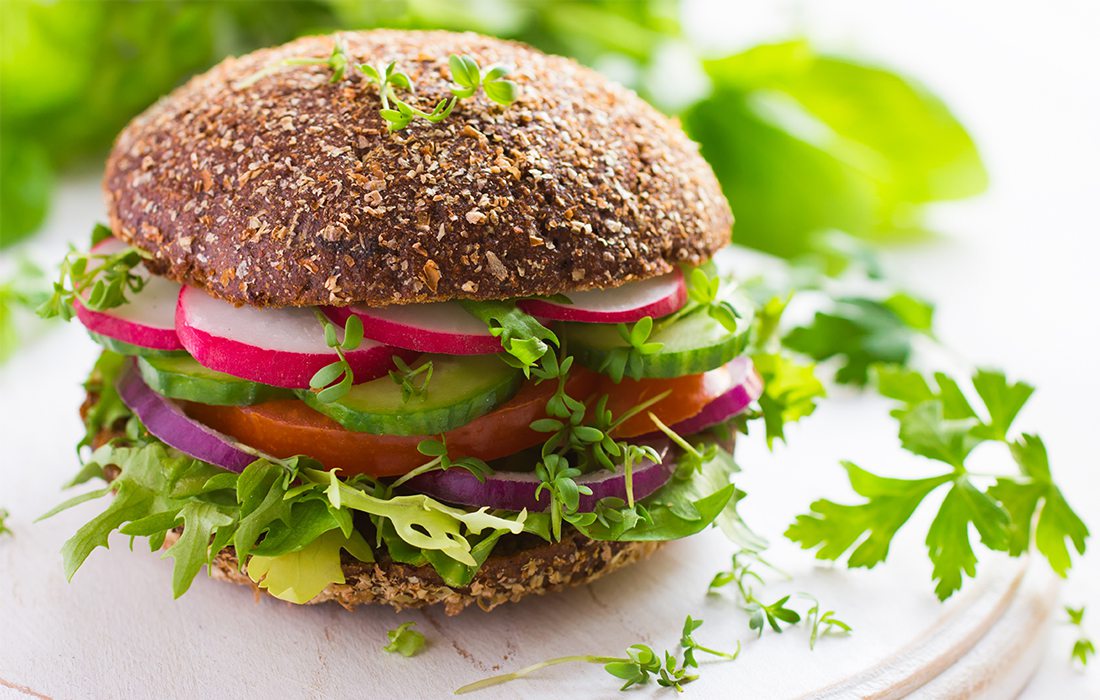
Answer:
top-left (84, 385), bottom-right (661, 615)
top-left (164, 529), bottom-right (660, 615)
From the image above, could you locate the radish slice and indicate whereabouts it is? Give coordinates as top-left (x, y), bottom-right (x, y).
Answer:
top-left (326, 302), bottom-right (501, 355)
top-left (517, 270), bottom-right (687, 323)
top-left (405, 439), bottom-right (671, 512)
top-left (669, 357), bottom-right (763, 436)
top-left (117, 361), bottom-right (257, 472)
top-left (176, 286), bottom-right (415, 389)
top-left (73, 237), bottom-right (184, 352)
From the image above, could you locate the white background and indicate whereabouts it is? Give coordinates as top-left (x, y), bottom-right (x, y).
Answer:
top-left (2, 0), bottom-right (1099, 697)
top-left (689, 0), bottom-right (1100, 693)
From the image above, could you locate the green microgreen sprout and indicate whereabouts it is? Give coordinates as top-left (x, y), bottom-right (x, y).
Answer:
top-left (746, 595), bottom-right (802, 636)
top-left (647, 412), bottom-right (717, 479)
top-left (1066, 605), bottom-right (1096, 667)
top-left (709, 550), bottom-right (850, 647)
top-left (803, 594), bottom-right (853, 650)
top-left (461, 300), bottom-right (558, 377)
top-left (590, 496), bottom-right (651, 532)
top-left (388, 436), bottom-right (491, 494)
top-left (308, 311), bottom-right (364, 403)
top-left (599, 316), bottom-right (664, 383)
top-left (238, 39), bottom-right (517, 132)
top-left (389, 356), bottom-right (434, 402)
top-left (235, 38), bottom-right (352, 89)
top-left (448, 55), bottom-right (518, 106)
top-left (653, 266), bottom-right (742, 336)
top-left (454, 615), bottom-right (736, 694)
top-left (383, 622), bottom-right (427, 657)
top-left (685, 266), bottom-right (742, 332)
top-left (37, 223), bottom-right (148, 321)
top-left (535, 454), bottom-right (591, 542)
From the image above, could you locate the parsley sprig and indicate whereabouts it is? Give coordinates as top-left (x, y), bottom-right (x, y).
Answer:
top-left (786, 367), bottom-right (1090, 600)
top-left (0, 508), bottom-right (11, 538)
top-left (240, 39), bottom-right (517, 132)
top-left (783, 292), bottom-right (935, 386)
top-left (455, 615), bottom-right (737, 694)
top-left (37, 223), bottom-right (148, 321)
top-left (308, 311), bottom-right (364, 403)
top-left (383, 622), bottom-right (426, 657)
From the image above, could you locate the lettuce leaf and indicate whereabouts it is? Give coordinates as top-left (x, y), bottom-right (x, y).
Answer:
top-left (247, 528), bottom-right (374, 604)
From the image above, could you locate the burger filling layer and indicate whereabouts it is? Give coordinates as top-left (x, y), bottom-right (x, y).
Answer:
top-left (55, 236), bottom-right (763, 604)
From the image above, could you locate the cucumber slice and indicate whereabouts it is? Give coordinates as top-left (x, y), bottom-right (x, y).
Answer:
top-left (563, 295), bottom-right (754, 379)
top-left (137, 354), bottom-right (292, 405)
top-left (88, 331), bottom-right (187, 358)
top-left (298, 354), bottom-right (521, 435)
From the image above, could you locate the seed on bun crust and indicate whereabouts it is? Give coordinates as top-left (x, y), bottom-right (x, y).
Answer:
top-left (104, 30), bottom-right (731, 308)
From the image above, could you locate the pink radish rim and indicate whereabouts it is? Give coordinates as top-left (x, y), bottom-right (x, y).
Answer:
top-left (176, 287), bottom-right (416, 389)
top-left (325, 305), bottom-right (502, 355)
top-left (517, 269), bottom-right (687, 323)
top-left (75, 298), bottom-right (184, 351)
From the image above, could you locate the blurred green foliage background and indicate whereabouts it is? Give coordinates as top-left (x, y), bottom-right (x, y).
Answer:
top-left (0, 0), bottom-right (987, 257)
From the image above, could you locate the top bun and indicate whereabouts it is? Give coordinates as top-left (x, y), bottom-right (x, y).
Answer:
top-left (104, 30), bottom-right (732, 308)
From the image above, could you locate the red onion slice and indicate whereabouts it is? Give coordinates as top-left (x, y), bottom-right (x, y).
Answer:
top-left (405, 439), bottom-right (671, 511)
top-left (669, 357), bottom-right (763, 436)
top-left (117, 361), bottom-right (257, 472)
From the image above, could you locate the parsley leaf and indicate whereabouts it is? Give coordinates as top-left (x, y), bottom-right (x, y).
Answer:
top-left (787, 461), bottom-right (952, 568)
top-left (989, 435), bottom-right (1088, 575)
top-left (0, 257), bottom-right (48, 364)
top-left (783, 293), bottom-right (934, 386)
top-left (924, 478), bottom-right (1008, 600)
top-left (1065, 606), bottom-right (1096, 667)
top-left (0, 508), bottom-right (11, 538)
top-left (750, 351), bottom-right (825, 448)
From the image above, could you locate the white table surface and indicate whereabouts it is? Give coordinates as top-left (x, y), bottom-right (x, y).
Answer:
top-left (2, 1), bottom-right (1099, 697)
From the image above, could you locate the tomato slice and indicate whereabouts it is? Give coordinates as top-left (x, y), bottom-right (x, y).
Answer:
top-left (184, 368), bottom-right (600, 477)
top-left (184, 362), bottom-right (734, 477)
top-left (599, 363), bottom-right (740, 438)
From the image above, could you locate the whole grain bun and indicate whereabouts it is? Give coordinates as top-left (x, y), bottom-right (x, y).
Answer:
top-left (166, 529), bottom-right (660, 615)
top-left (105, 29), bottom-right (731, 308)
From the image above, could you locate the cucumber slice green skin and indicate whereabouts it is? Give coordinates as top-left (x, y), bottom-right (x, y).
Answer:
top-left (298, 354), bottom-right (522, 436)
top-left (88, 331), bottom-right (187, 358)
top-left (562, 295), bottom-right (754, 379)
top-left (137, 355), bottom-right (292, 406)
